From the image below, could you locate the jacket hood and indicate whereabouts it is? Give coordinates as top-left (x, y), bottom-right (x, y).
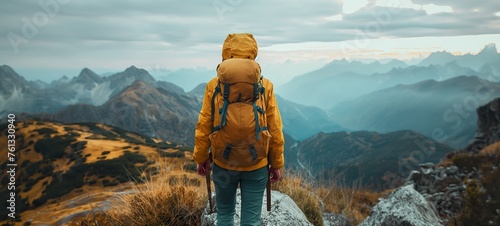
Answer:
top-left (222, 33), bottom-right (258, 61)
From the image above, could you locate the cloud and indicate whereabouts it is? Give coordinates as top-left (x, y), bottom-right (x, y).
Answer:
top-left (1, 0), bottom-right (498, 48)
top-left (0, 0), bottom-right (499, 79)
top-left (421, 4), bottom-right (452, 14)
top-left (342, 0), bottom-right (369, 14)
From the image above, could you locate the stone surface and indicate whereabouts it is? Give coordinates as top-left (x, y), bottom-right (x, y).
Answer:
top-left (359, 184), bottom-right (443, 226)
top-left (201, 189), bottom-right (313, 226)
top-left (407, 161), bottom-right (466, 221)
top-left (322, 212), bottom-right (351, 226)
top-left (467, 97), bottom-right (500, 153)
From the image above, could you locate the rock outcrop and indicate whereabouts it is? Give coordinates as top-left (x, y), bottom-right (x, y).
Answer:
top-left (201, 189), bottom-right (313, 226)
top-left (359, 184), bottom-right (443, 226)
top-left (406, 163), bottom-right (466, 220)
top-left (467, 97), bottom-right (500, 153)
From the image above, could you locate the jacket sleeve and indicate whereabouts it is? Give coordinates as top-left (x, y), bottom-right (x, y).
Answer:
top-left (264, 79), bottom-right (285, 169)
top-left (193, 79), bottom-right (216, 164)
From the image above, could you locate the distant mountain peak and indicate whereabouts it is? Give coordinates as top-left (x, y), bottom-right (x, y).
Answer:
top-left (1, 64), bottom-right (13, 70)
top-left (0, 64), bottom-right (31, 96)
top-left (0, 64), bottom-right (27, 81)
top-left (73, 67), bottom-right (103, 87)
top-left (77, 68), bottom-right (101, 80)
top-left (124, 65), bottom-right (145, 73)
top-left (0, 65), bottom-right (21, 77)
top-left (81, 67), bottom-right (92, 73)
top-left (426, 50), bottom-right (454, 58)
top-left (120, 66), bottom-right (155, 81)
top-left (478, 43), bottom-right (498, 55)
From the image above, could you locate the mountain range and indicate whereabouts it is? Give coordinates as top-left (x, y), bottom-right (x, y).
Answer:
top-left (329, 75), bottom-right (500, 148)
top-left (275, 43), bottom-right (500, 148)
top-left (0, 65), bottom-right (337, 144)
top-left (35, 80), bottom-right (200, 145)
top-left (418, 43), bottom-right (500, 70)
top-left (287, 130), bottom-right (454, 190)
top-left (2, 44), bottom-right (498, 189)
top-left (279, 43), bottom-right (500, 109)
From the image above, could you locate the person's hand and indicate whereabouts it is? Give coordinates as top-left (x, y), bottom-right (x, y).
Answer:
top-left (268, 167), bottom-right (281, 182)
top-left (197, 159), bottom-right (211, 176)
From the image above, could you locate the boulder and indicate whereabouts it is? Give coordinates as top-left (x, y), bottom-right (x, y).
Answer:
top-left (201, 189), bottom-right (313, 226)
top-left (359, 184), bottom-right (443, 226)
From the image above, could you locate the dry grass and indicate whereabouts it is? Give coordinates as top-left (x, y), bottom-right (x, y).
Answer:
top-left (71, 166), bottom-right (381, 226)
top-left (273, 170), bottom-right (381, 226)
top-left (479, 141), bottom-right (500, 157)
top-left (109, 185), bottom-right (204, 225)
top-left (273, 172), bottom-right (324, 226)
top-left (74, 163), bottom-right (206, 226)
top-left (317, 185), bottom-right (380, 225)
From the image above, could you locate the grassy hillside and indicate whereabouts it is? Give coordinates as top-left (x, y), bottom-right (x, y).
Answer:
top-left (0, 119), bottom-right (197, 224)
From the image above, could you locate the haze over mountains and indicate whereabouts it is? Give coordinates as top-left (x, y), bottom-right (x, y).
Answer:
top-left (279, 43), bottom-right (500, 109)
top-left (2, 43), bottom-right (499, 191)
top-left (0, 64), bottom-right (336, 144)
top-left (40, 81), bottom-right (200, 145)
top-left (329, 76), bottom-right (500, 148)
top-left (3, 44), bottom-right (499, 146)
top-left (278, 43), bottom-right (500, 148)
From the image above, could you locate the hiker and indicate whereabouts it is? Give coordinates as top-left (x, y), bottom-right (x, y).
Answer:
top-left (193, 33), bottom-right (285, 226)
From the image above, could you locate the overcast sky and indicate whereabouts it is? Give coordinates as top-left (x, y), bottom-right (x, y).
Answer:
top-left (1, 0), bottom-right (500, 81)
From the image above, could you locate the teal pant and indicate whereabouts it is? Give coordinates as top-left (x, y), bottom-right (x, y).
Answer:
top-left (212, 163), bottom-right (268, 226)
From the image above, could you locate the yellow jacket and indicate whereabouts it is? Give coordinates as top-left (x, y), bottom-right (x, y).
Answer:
top-left (192, 33), bottom-right (285, 171)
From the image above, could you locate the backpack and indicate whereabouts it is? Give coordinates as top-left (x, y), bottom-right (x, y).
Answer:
top-left (209, 58), bottom-right (271, 169)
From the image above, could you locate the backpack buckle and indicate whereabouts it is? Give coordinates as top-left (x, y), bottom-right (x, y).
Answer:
top-left (223, 144), bottom-right (232, 159)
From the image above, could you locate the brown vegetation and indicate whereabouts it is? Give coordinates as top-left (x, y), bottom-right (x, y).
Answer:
top-left (273, 172), bottom-right (324, 226)
top-left (449, 142), bottom-right (500, 225)
top-left (71, 168), bottom-right (381, 226)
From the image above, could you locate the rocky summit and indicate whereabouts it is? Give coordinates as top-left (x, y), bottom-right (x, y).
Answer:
top-left (201, 189), bottom-right (313, 226)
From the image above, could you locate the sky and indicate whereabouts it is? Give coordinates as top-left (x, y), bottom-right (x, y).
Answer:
top-left (1, 0), bottom-right (500, 82)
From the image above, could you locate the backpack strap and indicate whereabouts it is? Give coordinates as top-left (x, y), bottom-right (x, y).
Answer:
top-left (259, 76), bottom-right (268, 129)
top-left (211, 84), bottom-right (221, 122)
top-left (219, 83), bottom-right (230, 128)
top-left (211, 83), bottom-right (221, 132)
top-left (260, 76), bottom-right (267, 104)
top-left (252, 78), bottom-right (270, 140)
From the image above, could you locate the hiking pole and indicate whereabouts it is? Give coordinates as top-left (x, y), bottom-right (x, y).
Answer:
top-left (206, 153), bottom-right (213, 213)
top-left (267, 164), bottom-right (271, 211)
